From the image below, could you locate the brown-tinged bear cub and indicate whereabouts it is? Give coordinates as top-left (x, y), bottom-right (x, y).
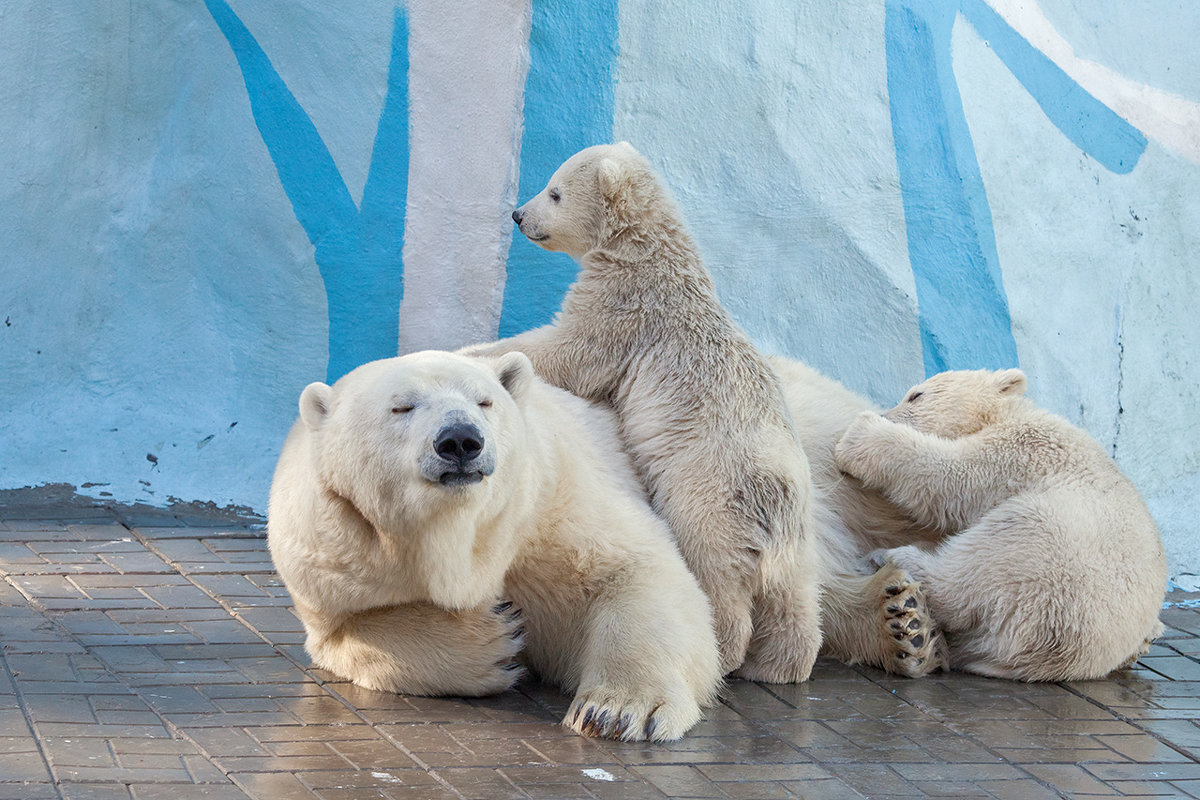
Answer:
top-left (835, 368), bottom-right (1167, 680)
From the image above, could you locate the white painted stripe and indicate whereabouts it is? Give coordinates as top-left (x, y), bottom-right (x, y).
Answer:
top-left (986, 0), bottom-right (1200, 164)
top-left (399, 0), bottom-right (532, 354)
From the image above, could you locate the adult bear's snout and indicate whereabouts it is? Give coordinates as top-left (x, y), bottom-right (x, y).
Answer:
top-left (512, 209), bottom-right (524, 225)
top-left (434, 422), bottom-right (485, 466)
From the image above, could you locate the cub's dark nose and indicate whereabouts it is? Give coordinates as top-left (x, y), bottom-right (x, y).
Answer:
top-left (434, 422), bottom-right (485, 464)
top-left (512, 209), bottom-right (523, 224)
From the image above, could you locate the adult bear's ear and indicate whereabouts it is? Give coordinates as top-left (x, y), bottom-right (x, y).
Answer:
top-left (994, 369), bottom-right (1027, 397)
top-left (495, 351), bottom-right (534, 403)
top-left (299, 382), bottom-right (333, 430)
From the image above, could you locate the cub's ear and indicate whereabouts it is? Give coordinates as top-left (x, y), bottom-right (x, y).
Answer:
top-left (994, 369), bottom-right (1027, 396)
top-left (597, 156), bottom-right (624, 200)
top-left (495, 351), bottom-right (534, 403)
top-left (614, 140), bottom-right (638, 155)
top-left (299, 382), bottom-right (333, 430)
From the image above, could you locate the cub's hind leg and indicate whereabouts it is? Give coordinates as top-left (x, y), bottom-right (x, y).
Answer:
top-left (819, 563), bottom-right (946, 677)
top-left (738, 537), bottom-right (823, 683)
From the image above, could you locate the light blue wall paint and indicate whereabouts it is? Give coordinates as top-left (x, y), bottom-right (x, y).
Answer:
top-left (1038, 0), bottom-right (1200, 101)
top-left (960, 0), bottom-right (1148, 174)
top-left (498, 0), bottom-right (618, 336)
top-left (206, 0), bottom-right (410, 383)
top-left (612, 0), bottom-right (926, 405)
top-left (950, 13), bottom-right (1200, 580)
top-left (0, 3), bottom-right (334, 511)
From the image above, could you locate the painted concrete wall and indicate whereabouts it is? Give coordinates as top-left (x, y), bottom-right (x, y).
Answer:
top-left (2, 1), bottom-right (1197, 582)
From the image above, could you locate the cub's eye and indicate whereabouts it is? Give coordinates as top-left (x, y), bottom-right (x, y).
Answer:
top-left (391, 405), bottom-right (414, 414)
top-left (548, 188), bottom-right (561, 203)
top-left (478, 399), bottom-right (493, 409)
top-left (905, 391), bottom-right (924, 403)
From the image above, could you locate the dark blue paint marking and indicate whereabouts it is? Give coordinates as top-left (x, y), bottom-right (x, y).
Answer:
top-left (960, 0), bottom-right (1147, 175)
top-left (887, 0), bottom-right (1015, 375)
top-left (886, 0), bottom-right (1147, 375)
top-left (498, 0), bottom-right (619, 336)
top-left (205, 1), bottom-right (410, 382)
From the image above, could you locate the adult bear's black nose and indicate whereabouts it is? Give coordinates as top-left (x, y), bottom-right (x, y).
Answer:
top-left (512, 209), bottom-right (523, 224)
top-left (434, 422), bottom-right (485, 464)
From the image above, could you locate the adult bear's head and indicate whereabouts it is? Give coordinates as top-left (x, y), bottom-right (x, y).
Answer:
top-left (297, 350), bottom-right (535, 526)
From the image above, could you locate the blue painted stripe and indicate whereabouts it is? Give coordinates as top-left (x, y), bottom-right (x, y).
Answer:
top-left (204, 0), bottom-right (358, 245)
top-left (205, 1), bottom-right (410, 383)
top-left (334, 7), bottom-right (409, 382)
top-left (887, 0), bottom-right (1019, 375)
top-left (360, 8), bottom-right (412, 253)
top-left (960, 0), bottom-right (1147, 175)
top-left (498, 0), bottom-right (619, 336)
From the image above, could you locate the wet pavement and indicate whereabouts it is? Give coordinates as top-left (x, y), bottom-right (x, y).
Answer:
top-left (1, 507), bottom-right (1198, 799)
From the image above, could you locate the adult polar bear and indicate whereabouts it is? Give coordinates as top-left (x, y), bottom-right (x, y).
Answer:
top-left (835, 368), bottom-right (1167, 680)
top-left (268, 350), bottom-right (721, 740)
top-left (476, 142), bottom-right (938, 681)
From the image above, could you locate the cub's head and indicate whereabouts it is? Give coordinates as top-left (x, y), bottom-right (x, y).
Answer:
top-left (511, 141), bottom-right (660, 258)
top-left (297, 350), bottom-right (535, 520)
top-left (883, 368), bottom-right (1027, 438)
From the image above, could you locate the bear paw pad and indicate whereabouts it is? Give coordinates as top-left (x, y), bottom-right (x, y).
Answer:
top-left (879, 569), bottom-right (947, 678)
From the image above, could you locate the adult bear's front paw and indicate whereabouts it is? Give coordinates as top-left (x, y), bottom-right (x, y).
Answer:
top-left (467, 601), bottom-right (527, 694)
top-left (564, 688), bottom-right (701, 742)
top-left (387, 601), bottom-right (526, 697)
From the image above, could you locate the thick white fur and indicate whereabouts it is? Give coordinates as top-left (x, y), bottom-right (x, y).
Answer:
top-left (834, 368), bottom-right (1167, 680)
top-left (268, 350), bottom-right (721, 740)
top-left (477, 143), bottom-right (823, 682)
top-left (768, 356), bottom-right (950, 676)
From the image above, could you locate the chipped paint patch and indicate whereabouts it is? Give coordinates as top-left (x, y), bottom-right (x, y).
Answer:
top-left (582, 768), bottom-right (615, 782)
top-left (371, 772), bottom-right (403, 784)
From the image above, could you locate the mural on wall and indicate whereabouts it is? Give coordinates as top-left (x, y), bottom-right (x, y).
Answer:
top-left (888, 0), bottom-right (1146, 376)
top-left (206, 0), bottom-right (1196, 384)
top-left (205, 0), bottom-right (411, 383)
top-left (206, 0), bottom-right (616, 373)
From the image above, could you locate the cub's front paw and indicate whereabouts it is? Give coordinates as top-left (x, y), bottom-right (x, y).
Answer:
top-left (834, 411), bottom-right (891, 478)
top-left (565, 688), bottom-right (701, 742)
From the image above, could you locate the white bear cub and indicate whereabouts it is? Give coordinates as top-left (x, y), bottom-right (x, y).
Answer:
top-left (835, 368), bottom-right (1167, 681)
top-left (268, 350), bottom-right (721, 740)
top-left (487, 142), bottom-right (823, 683)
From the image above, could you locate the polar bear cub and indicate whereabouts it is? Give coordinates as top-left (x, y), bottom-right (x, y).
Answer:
top-left (268, 350), bottom-right (721, 740)
top-left (834, 368), bottom-right (1167, 681)
top-left (484, 142), bottom-right (823, 682)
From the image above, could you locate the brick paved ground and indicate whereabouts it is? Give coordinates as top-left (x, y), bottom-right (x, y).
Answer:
top-left (1, 508), bottom-right (1198, 799)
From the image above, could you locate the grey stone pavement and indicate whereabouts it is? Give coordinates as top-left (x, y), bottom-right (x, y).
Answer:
top-left (1, 505), bottom-right (1199, 800)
